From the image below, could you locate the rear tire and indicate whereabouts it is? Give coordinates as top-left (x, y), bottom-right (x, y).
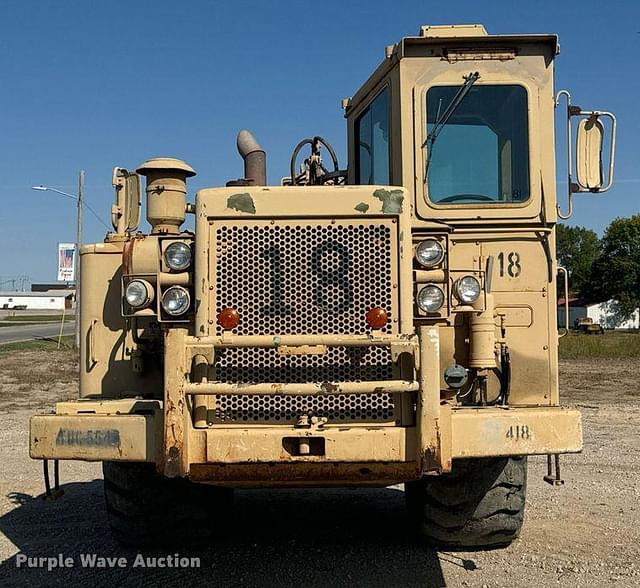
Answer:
top-left (103, 461), bottom-right (233, 546)
top-left (405, 456), bottom-right (527, 549)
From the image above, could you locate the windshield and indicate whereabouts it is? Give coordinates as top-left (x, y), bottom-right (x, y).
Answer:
top-left (425, 85), bottom-right (530, 205)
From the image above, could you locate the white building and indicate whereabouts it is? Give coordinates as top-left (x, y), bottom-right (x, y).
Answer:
top-left (0, 291), bottom-right (68, 311)
top-left (586, 300), bottom-right (640, 330)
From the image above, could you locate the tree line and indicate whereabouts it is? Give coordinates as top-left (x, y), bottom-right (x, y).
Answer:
top-left (557, 214), bottom-right (640, 320)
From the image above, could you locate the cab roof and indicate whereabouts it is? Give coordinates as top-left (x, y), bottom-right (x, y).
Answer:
top-left (345, 24), bottom-right (559, 115)
top-left (400, 24), bottom-right (558, 57)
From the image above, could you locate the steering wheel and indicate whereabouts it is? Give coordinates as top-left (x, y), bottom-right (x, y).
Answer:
top-left (289, 136), bottom-right (346, 185)
top-left (438, 193), bottom-right (495, 203)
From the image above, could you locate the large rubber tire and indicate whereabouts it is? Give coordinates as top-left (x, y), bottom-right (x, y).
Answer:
top-left (103, 461), bottom-right (233, 546)
top-left (405, 456), bottom-right (527, 549)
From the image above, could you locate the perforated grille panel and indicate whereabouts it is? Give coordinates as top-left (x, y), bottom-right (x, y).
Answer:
top-left (213, 393), bottom-right (396, 423)
top-left (211, 219), bottom-right (399, 424)
top-left (214, 222), bottom-right (395, 336)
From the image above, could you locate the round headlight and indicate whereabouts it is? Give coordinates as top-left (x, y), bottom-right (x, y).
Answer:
top-left (417, 284), bottom-right (445, 313)
top-left (416, 239), bottom-right (445, 268)
top-left (455, 276), bottom-right (481, 304)
top-left (125, 279), bottom-right (154, 308)
top-left (164, 242), bottom-right (192, 271)
top-left (161, 286), bottom-right (191, 316)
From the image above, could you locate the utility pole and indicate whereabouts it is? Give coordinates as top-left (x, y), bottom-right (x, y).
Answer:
top-left (33, 169), bottom-right (107, 350)
top-left (75, 170), bottom-right (84, 350)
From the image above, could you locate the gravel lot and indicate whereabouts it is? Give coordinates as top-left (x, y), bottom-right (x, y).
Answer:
top-left (0, 349), bottom-right (638, 587)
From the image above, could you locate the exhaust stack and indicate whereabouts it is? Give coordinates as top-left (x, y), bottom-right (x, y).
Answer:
top-left (236, 130), bottom-right (266, 186)
top-left (136, 158), bottom-right (196, 234)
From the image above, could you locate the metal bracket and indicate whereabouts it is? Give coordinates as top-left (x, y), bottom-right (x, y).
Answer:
top-left (186, 342), bottom-right (215, 366)
top-left (277, 344), bottom-right (328, 356)
top-left (543, 454), bottom-right (565, 486)
top-left (295, 414), bottom-right (328, 429)
top-left (42, 459), bottom-right (64, 500)
top-left (390, 340), bottom-right (418, 363)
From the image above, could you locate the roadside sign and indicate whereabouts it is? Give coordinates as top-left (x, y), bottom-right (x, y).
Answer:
top-left (57, 243), bottom-right (76, 282)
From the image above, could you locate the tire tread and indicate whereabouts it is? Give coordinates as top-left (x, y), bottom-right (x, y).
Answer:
top-left (103, 461), bottom-right (232, 547)
top-left (406, 457), bottom-right (527, 548)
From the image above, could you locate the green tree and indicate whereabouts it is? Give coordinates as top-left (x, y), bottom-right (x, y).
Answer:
top-left (588, 215), bottom-right (640, 318)
top-left (556, 224), bottom-right (600, 298)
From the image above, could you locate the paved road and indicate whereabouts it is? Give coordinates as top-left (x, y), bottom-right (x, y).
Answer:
top-left (0, 321), bottom-right (75, 345)
top-left (0, 310), bottom-right (74, 319)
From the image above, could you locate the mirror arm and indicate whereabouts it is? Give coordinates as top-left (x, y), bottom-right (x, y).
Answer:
top-left (555, 90), bottom-right (574, 219)
top-left (555, 90), bottom-right (617, 219)
top-left (557, 266), bottom-right (570, 338)
top-left (602, 111), bottom-right (617, 192)
top-left (112, 167), bottom-right (126, 233)
top-left (558, 192), bottom-right (574, 221)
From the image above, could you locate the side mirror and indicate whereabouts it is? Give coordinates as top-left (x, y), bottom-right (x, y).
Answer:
top-left (111, 167), bottom-right (141, 234)
top-left (555, 90), bottom-right (616, 219)
top-left (576, 116), bottom-right (604, 190)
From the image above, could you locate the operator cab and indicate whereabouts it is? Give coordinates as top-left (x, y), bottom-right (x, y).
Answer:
top-left (344, 24), bottom-right (559, 224)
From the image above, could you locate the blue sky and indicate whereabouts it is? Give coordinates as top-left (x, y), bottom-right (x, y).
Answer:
top-left (1, 0), bottom-right (638, 284)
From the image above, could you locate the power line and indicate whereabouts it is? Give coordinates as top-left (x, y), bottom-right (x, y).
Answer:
top-left (83, 201), bottom-right (111, 230)
top-left (32, 184), bottom-right (111, 230)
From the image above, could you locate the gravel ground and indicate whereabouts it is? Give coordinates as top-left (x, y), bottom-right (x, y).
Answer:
top-left (0, 353), bottom-right (638, 587)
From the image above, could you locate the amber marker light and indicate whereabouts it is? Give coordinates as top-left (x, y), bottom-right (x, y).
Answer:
top-left (366, 307), bottom-right (388, 329)
top-left (217, 307), bottom-right (240, 330)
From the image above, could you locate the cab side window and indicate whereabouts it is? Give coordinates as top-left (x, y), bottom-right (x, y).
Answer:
top-left (355, 87), bottom-right (390, 184)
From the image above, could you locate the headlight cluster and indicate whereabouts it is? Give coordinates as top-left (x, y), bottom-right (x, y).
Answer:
top-left (124, 240), bottom-right (193, 318)
top-left (414, 238), bottom-right (483, 313)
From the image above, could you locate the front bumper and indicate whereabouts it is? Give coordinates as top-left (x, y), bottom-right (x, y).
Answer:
top-left (31, 323), bottom-right (582, 486)
top-left (31, 403), bottom-right (581, 464)
top-left (31, 325), bottom-right (582, 484)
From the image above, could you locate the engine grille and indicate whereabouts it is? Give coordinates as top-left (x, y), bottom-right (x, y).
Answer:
top-left (211, 219), bottom-right (399, 423)
top-left (212, 393), bottom-right (396, 423)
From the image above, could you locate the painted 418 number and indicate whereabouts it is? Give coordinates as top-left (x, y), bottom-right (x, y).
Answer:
top-left (506, 425), bottom-right (530, 441)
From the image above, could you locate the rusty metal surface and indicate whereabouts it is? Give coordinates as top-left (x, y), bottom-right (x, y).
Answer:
top-left (162, 327), bottom-right (189, 477)
top-left (184, 332), bottom-right (418, 424)
top-left (417, 325), bottom-right (446, 473)
top-left (184, 380), bottom-right (418, 395)
top-left (54, 398), bottom-right (162, 415)
top-left (187, 333), bottom-right (414, 347)
top-left (202, 426), bottom-right (415, 463)
top-left (189, 461), bottom-right (420, 487)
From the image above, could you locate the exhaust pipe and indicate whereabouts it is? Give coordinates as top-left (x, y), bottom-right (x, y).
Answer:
top-left (236, 130), bottom-right (266, 186)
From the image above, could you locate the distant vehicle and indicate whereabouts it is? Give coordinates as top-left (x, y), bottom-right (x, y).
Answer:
top-left (574, 316), bottom-right (605, 335)
top-left (31, 23), bottom-right (615, 549)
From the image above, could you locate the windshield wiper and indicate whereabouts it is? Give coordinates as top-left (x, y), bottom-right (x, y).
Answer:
top-left (423, 71), bottom-right (480, 181)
